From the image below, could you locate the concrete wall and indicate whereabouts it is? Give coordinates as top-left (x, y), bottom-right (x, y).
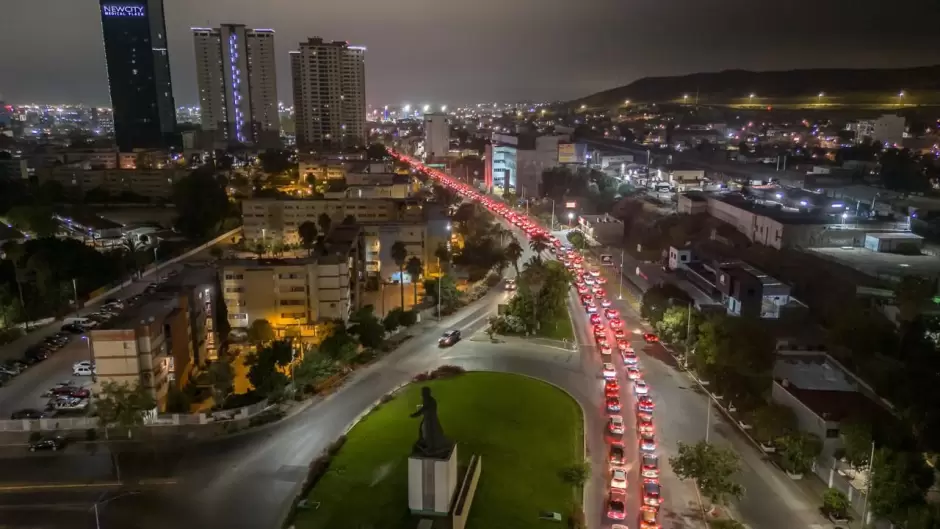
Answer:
top-left (771, 382), bottom-right (841, 456)
top-left (451, 455), bottom-right (483, 529)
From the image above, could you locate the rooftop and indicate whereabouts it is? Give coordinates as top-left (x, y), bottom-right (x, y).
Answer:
top-left (865, 232), bottom-right (923, 241)
top-left (809, 247), bottom-right (940, 280)
top-left (714, 195), bottom-right (832, 225)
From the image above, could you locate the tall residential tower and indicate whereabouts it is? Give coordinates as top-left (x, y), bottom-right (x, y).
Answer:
top-left (290, 37), bottom-right (366, 151)
top-left (192, 25), bottom-right (280, 148)
top-left (98, 0), bottom-right (178, 151)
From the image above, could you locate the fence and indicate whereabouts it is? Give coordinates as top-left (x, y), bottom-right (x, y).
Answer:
top-left (0, 398), bottom-right (270, 433)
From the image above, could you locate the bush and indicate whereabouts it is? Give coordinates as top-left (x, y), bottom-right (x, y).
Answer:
top-left (0, 327), bottom-right (25, 346)
top-left (822, 488), bottom-right (850, 519)
top-left (492, 314), bottom-right (526, 334)
top-left (249, 408), bottom-right (285, 428)
top-left (559, 462), bottom-right (591, 487)
top-left (566, 502), bottom-right (586, 529)
top-left (401, 309), bottom-right (418, 327)
top-left (379, 393), bottom-right (396, 404)
top-left (777, 432), bottom-right (822, 475)
top-left (412, 372), bottom-right (431, 382)
top-left (430, 365), bottom-right (466, 379)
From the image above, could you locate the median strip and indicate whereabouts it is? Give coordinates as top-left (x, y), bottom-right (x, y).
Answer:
top-left (0, 478), bottom-right (176, 492)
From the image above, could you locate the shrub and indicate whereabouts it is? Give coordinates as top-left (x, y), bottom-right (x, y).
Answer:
top-left (559, 462), bottom-right (591, 487)
top-left (430, 365), bottom-right (466, 379)
top-left (412, 372), bottom-right (431, 382)
top-left (327, 435), bottom-right (347, 457)
top-left (822, 488), bottom-right (850, 519)
top-left (566, 503), bottom-right (586, 529)
top-left (379, 393), bottom-right (396, 404)
top-left (249, 409), bottom-right (285, 428)
top-left (401, 310), bottom-right (418, 327)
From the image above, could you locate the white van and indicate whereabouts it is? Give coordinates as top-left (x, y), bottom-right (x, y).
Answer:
top-left (63, 317), bottom-right (97, 329)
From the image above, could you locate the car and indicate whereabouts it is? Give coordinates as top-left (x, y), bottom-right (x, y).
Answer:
top-left (73, 361), bottom-right (94, 371)
top-left (504, 279), bottom-right (517, 291)
top-left (438, 330), bottom-right (461, 347)
top-left (609, 318), bottom-right (624, 330)
top-left (2, 360), bottom-right (26, 374)
top-left (583, 277), bottom-right (595, 286)
top-left (580, 293), bottom-right (593, 305)
top-left (599, 344), bottom-right (613, 357)
top-left (641, 453), bottom-right (660, 479)
top-left (606, 396), bottom-right (621, 412)
top-left (591, 287), bottom-right (606, 297)
top-left (61, 323), bottom-right (87, 334)
top-left (50, 397), bottom-right (88, 411)
top-left (595, 276), bottom-right (607, 285)
top-left (610, 467), bottom-right (628, 490)
top-left (607, 491), bottom-right (627, 520)
top-left (626, 366), bottom-right (641, 380)
top-left (29, 436), bottom-right (67, 452)
top-left (608, 442), bottom-right (625, 464)
top-left (612, 328), bottom-right (626, 339)
top-left (73, 365), bottom-right (95, 376)
top-left (20, 354), bottom-right (41, 366)
top-left (637, 395), bottom-right (655, 412)
top-left (634, 379), bottom-right (650, 395)
top-left (576, 284), bottom-right (589, 295)
top-left (620, 350), bottom-right (638, 365)
top-left (0, 366), bottom-right (19, 377)
top-left (637, 416), bottom-right (654, 434)
top-left (608, 415), bottom-right (625, 435)
top-left (604, 308), bottom-right (620, 319)
top-left (596, 336), bottom-right (610, 348)
top-left (604, 379), bottom-right (620, 396)
top-left (602, 363), bottom-right (617, 379)
top-left (593, 325), bottom-right (606, 338)
top-left (10, 409), bottom-right (45, 420)
top-left (585, 303), bottom-right (597, 313)
top-left (640, 505), bottom-right (661, 529)
top-left (600, 298), bottom-right (612, 308)
top-left (590, 313), bottom-right (602, 325)
top-left (643, 332), bottom-right (659, 343)
top-left (639, 433), bottom-right (657, 452)
top-left (642, 479), bottom-right (662, 507)
top-left (589, 269), bottom-right (600, 278)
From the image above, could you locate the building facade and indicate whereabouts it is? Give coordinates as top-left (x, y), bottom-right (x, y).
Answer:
top-left (192, 25), bottom-right (279, 147)
top-left (36, 167), bottom-right (188, 199)
top-left (289, 38), bottom-right (366, 150)
top-left (98, 0), bottom-right (178, 151)
top-left (423, 113), bottom-right (450, 160)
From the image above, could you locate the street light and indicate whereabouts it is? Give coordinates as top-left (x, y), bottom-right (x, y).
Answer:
top-left (422, 104), bottom-right (430, 113)
top-left (898, 91), bottom-right (905, 107)
top-left (91, 490), bottom-right (140, 529)
top-left (683, 94), bottom-right (689, 102)
top-left (403, 104), bottom-right (411, 113)
top-left (567, 212), bottom-right (574, 228)
top-left (817, 92), bottom-right (824, 105)
top-left (749, 93), bottom-right (756, 102)
top-left (82, 336), bottom-right (96, 383)
top-left (624, 99), bottom-right (631, 105)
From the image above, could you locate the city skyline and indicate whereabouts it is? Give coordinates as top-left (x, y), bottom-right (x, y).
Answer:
top-left (2, 0), bottom-right (938, 107)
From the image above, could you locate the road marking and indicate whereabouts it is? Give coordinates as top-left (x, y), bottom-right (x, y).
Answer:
top-left (0, 478), bottom-right (176, 492)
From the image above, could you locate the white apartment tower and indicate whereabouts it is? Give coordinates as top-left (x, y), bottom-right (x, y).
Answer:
top-left (423, 112), bottom-right (451, 160)
top-left (192, 24), bottom-right (280, 147)
top-left (290, 37), bottom-right (366, 150)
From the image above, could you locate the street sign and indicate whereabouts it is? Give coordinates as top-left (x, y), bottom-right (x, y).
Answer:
top-left (600, 254), bottom-right (614, 266)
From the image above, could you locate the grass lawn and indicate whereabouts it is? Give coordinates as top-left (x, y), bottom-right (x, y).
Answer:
top-left (294, 372), bottom-right (583, 529)
top-left (537, 312), bottom-right (575, 341)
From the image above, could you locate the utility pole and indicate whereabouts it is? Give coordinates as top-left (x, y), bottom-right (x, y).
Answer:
top-left (550, 200), bottom-right (555, 232)
top-left (72, 278), bottom-right (79, 316)
top-left (12, 264), bottom-right (28, 331)
top-left (437, 276), bottom-right (442, 321)
top-left (618, 249), bottom-right (624, 300)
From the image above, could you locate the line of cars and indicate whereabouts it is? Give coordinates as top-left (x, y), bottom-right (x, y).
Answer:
top-left (0, 331), bottom-right (72, 389)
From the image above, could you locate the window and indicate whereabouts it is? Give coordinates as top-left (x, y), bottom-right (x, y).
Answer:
top-left (225, 287), bottom-right (244, 293)
top-left (224, 274), bottom-right (244, 280)
top-left (280, 299), bottom-right (304, 306)
top-left (230, 313), bottom-right (248, 320)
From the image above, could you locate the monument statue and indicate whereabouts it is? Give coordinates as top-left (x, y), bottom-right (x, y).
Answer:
top-left (409, 387), bottom-right (452, 458)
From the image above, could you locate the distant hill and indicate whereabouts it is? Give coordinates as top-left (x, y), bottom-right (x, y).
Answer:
top-left (572, 65), bottom-right (940, 109)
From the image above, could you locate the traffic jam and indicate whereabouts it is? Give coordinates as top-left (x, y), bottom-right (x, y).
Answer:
top-left (390, 150), bottom-right (664, 529)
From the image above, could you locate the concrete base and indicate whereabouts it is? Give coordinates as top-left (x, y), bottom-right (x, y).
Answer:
top-left (408, 444), bottom-right (458, 515)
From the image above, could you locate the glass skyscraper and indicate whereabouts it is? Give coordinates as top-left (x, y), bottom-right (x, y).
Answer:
top-left (98, 0), bottom-right (178, 151)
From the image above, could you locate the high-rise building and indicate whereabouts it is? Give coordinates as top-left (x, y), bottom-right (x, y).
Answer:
top-left (192, 25), bottom-right (280, 148)
top-left (423, 113), bottom-right (450, 160)
top-left (98, 0), bottom-right (178, 151)
top-left (290, 37), bottom-right (366, 151)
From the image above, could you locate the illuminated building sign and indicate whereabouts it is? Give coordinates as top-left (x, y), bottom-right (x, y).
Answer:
top-left (102, 4), bottom-right (146, 17)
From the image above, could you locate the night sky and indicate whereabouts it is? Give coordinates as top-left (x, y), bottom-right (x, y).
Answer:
top-left (2, 0), bottom-right (937, 107)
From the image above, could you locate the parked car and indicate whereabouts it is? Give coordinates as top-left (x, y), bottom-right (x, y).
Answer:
top-left (61, 323), bottom-right (87, 334)
top-left (11, 409), bottom-right (46, 420)
top-left (29, 436), bottom-right (67, 452)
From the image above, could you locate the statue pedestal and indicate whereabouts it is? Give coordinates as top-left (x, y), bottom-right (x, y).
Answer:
top-left (408, 443), bottom-right (458, 515)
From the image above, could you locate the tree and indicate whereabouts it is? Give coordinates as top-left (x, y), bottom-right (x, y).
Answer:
top-left (869, 449), bottom-right (933, 520)
top-left (258, 149), bottom-right (294, 175)
top-left (839, 419), bottom-right (873, 470)
top-left (566, 230), bottom-right (588, 250)
top-left (252, 241), bottom-right (266, 260)
top-left (4, 205), bottom-right (59, 238)
top-left (391, 241), bottom-right (408, 309)
top-left (246, 340), bottom-right (293, 398)
top-left (96, 381), bottom-right (157, 437)
top-left (341, 214), bottom-right (357, 225)
top-left (366, 143), bottom-right (388, 161)
top-left (348, 305), bottom-right (385, 349)
top-left (209, 246), bottom-right (224, 261)
top-left (320, 323), bottom-right (359, 363)
top-left (640, 283), bottom-right (692, 325)
top-left (821, 488), bottom-right (850, 520)
top-left (669, 440), bottom-right (744, 508)
top-left (777, 432), bottom-right (822, 475)
top-left (750, 403), bottom-right (798, 445)
top-left (691, 314), bottom-right (775, 406)
top-left (424, 275), bottom-right (461, 313)
top-left (206, 360), bottom-right (235, 408)
top-left (434, 243), bottom-right (451, 273)
top-left (528, 232), bottom-right (550, 257)
top-left (298, 220), bottom-right (319, 256)
top-left (292, 351), bottom-right (339, 391)
top-left (383, 307), bottom-right (404, 332)
top-left (406, 257), bottom-right (423, 306)
top-left (173, 168), bottom-right (229, 239)
top-left (559, 461), bottom-right (590, 486)
top-left (247, 318), bottom-right (276, 344)
top-left (895, 276), bottom-right (935, 323)
top-left (317, 212), bottom-right (333, 239)
top-left (164, 385), bottom-right (191, 414)
top-left (505, 238), bottom-right (524, 275)
top-left (655, 305), bottom-right (700, 347)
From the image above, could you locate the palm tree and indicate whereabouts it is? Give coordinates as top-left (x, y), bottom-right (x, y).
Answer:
top-left (529, 232), bottom-right (550, 257)
top-left (298, 221), bottom-right (318, 256)
top-left (405, 257), bottom-right (423, 307)
top-left (390, 241), bottom-right (408, 309)
top-left (505, 238), bottom-right (524, 275)
top-left (121, 236), bottom-right (148, 279)
top-left (317, 213), bottom-right (333, 237)
top-left (341, 214), bottom-right (357, 225)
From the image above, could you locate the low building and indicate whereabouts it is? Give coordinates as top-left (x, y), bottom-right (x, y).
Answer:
top-left (577, 214), bottom-right (623, 245)
top-left (863, 232), bottom-right (923, 253)
top-left (771, 351), bottom-right (892, 457)
top-left (220, 225), bottom-right (361, 334)
top-left (678, 192), bottom-right (708, 215)
top-left (36, 166), bottom-right (189, 200)
top-left (0, 159), bottom-right (28, 180)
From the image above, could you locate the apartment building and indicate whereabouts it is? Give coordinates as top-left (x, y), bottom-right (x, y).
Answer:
top-left (242, 197), bottom-right (424, 242)
top-left (220, 225), bottom-right (362, 333)
top-left (289, 37), bottom-right (366, 150)
top-left (36, 166), bottom-right (188, 199)
top-left (192, 25), bottom-right (280, 147)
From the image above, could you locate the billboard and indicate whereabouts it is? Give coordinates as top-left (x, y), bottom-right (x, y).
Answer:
top-left (558, 143), bottom-right (576, 164)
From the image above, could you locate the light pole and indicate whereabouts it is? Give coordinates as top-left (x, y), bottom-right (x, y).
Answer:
top-left (72, 278), bottom-right (79, 316)
top-left (618, 249), bottom-right (624, 300)
top-left (550, 199), bottom-right (555, 231)
top-left (817, 92), bottom-right (824, 106)
top-left (83, 336), bottom-right (96, 383)
top-left (92, 490), bottom-right (140, 529)
top-left (567, 212), bottom-right (574, 229)
top-left (860, 442), bottom-right (876, 527)
top-left (898, 90), bottom-right (905, 107)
